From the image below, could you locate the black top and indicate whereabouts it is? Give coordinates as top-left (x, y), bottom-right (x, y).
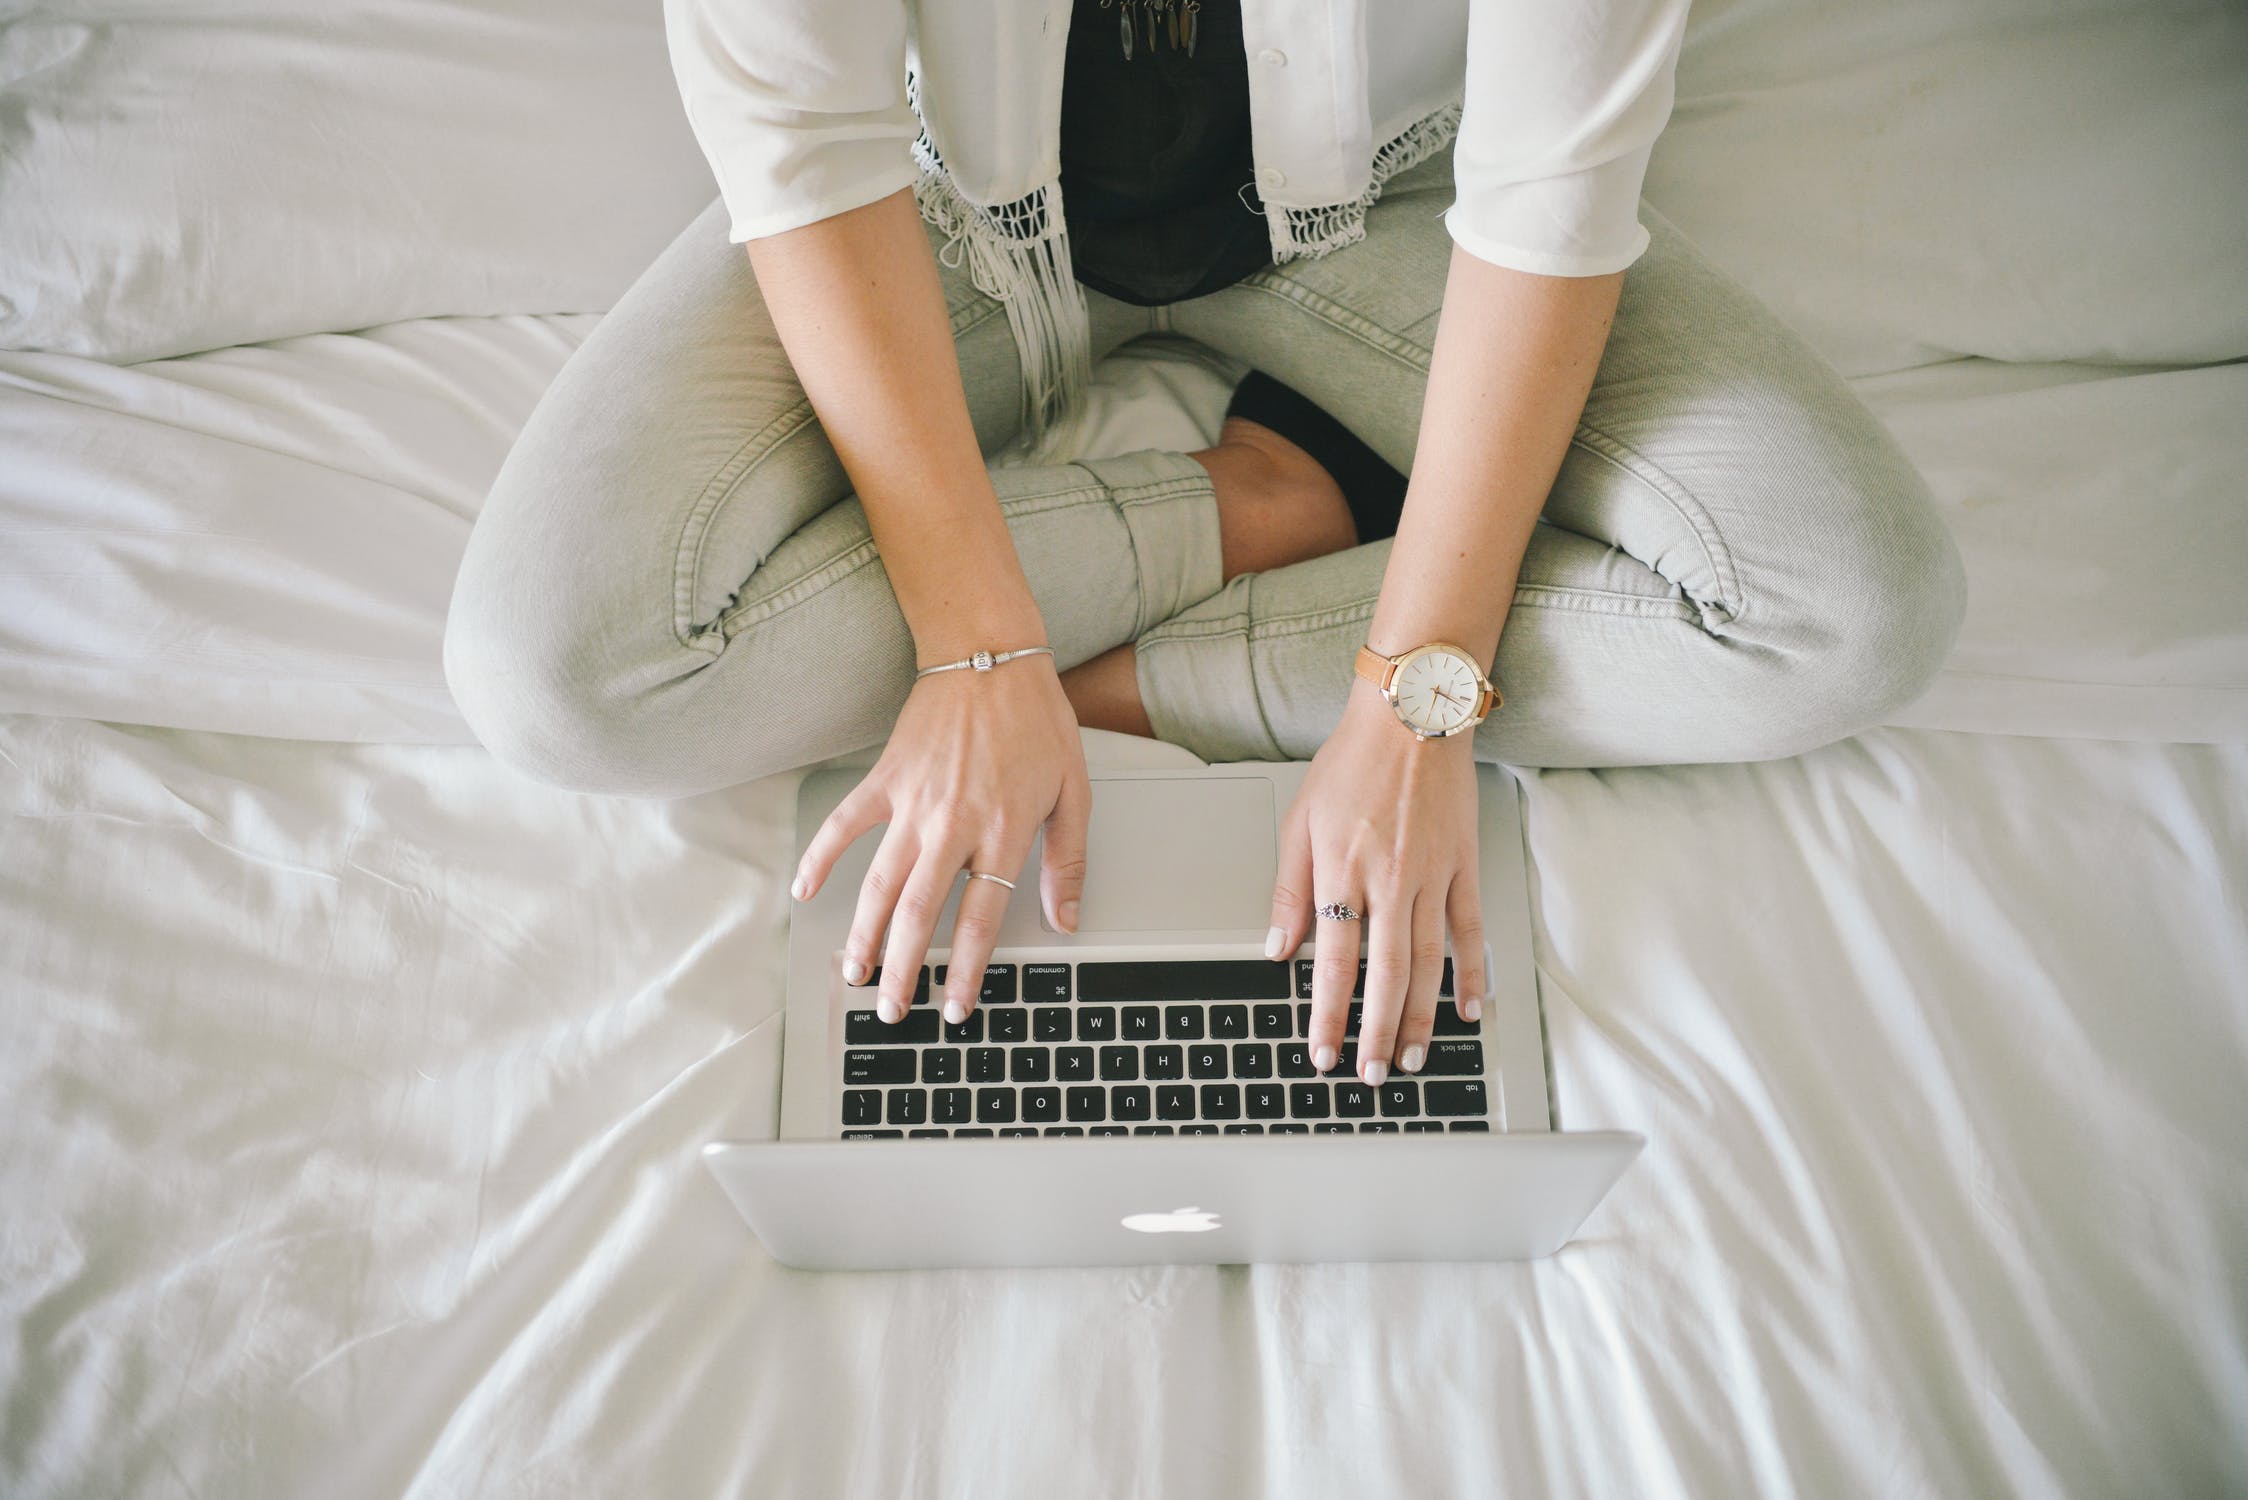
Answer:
top-left (1058, 0), bottom-right (1272, 306)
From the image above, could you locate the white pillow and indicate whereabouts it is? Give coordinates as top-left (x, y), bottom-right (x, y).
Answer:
top-left (0, 1), bottom-right (719, 362)
top-left (1644, 0), bottom-right (2248, 376)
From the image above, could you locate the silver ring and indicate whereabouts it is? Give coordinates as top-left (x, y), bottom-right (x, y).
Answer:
top-left (964, 871), bottom-right (1016, 891)
top-left (1315, 901), bottom-right (1362, 922)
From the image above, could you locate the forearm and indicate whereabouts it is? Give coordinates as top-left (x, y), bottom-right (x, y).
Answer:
top-left (746, 187), bottom-right (1043, 661)
top-left (1371, 248), bottom-right (1625, 666)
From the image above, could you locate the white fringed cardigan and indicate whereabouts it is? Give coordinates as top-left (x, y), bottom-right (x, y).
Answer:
top-left (663, 0), bottom-right (1689, 445)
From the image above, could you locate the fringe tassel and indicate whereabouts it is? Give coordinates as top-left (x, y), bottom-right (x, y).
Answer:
top-left (1267, 98), bottom-right (1465, 263)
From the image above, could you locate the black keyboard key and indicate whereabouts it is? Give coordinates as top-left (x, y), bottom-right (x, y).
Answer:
top-left (1156, 1085), bottom-right (1196, 1120)
top-left (936, 962), bottom-right (1018, 1005)
top-left (846, 1009), bottom-right (939, 1045)
top-left (1022, 963), bottom-right (1072, 1003)
top-left (934, 1087), bottom-right (971, 1125)
top-left (1057, 1046), bottom-right (1096, 1082)
top-left (1122, 1005), bottom-right (1161, 1041)
top-left (1145, 1045), bottom-right (1185, 1080)
top-left (841, 1089), bottom-right (880, 1126)
top-left (1426, 1039), bottom-right (1484, 1075)
top-left (1210, 1005), bottom-right (1249, 1039)
top-left (1111, 1086), bottom-right (1152, 1121)
top-left (1320, 1042), bottom-right (1359, 1078)
top-left (1360, 1120), bottom-right (1399, 1133)
top-left (1379, 1080), bottom-right (1421, 1117)
top-left (1232, 1043), bottom-right (1272, 1079)
top-left (842, 1129), bottom-right (903, 1139)
top-left (1034, 1008), bottom-right (1073, 1042)
top-left (886, 1088), bottom-right (928, 1125)
top-left (988, 1009), bottom-right (1029, 1044)
top-left (1188, 1044), bottom-right (1227, 1079)
top-left (1164, 1006), bottom-right (1205, 1041)
top-left (1271, 1122), bottom-right (1311, 1135)
top-left (1253, 1004), bottom-right (1292, 1039)
top-left (1277, 1043), bottom-right (1315, 1078)
top-left (954, 1127), bottom-right (994, 1137)
top-left (1000, 1127), bottom-right (1039, 1137)
top-left (1289, 1082), bottom-right (1330, 1118)
top-left (922, 1048), bottom-right (962, 1084)
top-left (975, 1088), bottom-right (1017, 1124)
top-left (967, 1046), bottom-right (1005, 1083)
top-left (1294, 960), bottom-right (1316, 999)
top-left (844, 1050), bottom-right (915, 1086)
top-left (853, 964), bottom-right (931, 1003)
top-left (1223, 1123), bottom-right (1265, 1135)
top-left (1043, 1127), bottom-right (1084, 1136)
top-left (1022, 1086), bottom-right (1061, 1123)
top-left (1199, 1084), bottom-right (1241, 1120)
top-left (1010, 1047), bottom-right (1052, 1083)
top-left (1448, 1120), bottom-right (1491, 1132)
top-left (1077, 1006), bottom-right (1117, 1042)
top-left (1314, 1122), bottom-right (1354, 1134)
top-left (1065, 1086), bottom-right (1106, 1122)
top-left (1334, 1082), bottom-right (1377, 1118)
top-left (1132, 1125), bottom-right (1174, 1136)
top-left (1433, 1001), bottom-right (1478, 1036)
top-left (1245, 1083), bottom-right (1285, 1119)
top-left (908, 1128), bottom-right (948, 1138)
top-left (1424, 1080), bottom-right (1489, 1116)
top-left (1098, 1046), bottom-right (1138, 1081)
top-left (941, 1009), bottom-right (984, 1044)
top-left (1089, 1126), bottom-right (1130, 1137)
top-left (1405, 1120), bottom-right (1444, 1133)
top-left (1078, 960), bottom-right (1289, 1002)
top-left (1180, 1124), bottom-right (1219, 1136)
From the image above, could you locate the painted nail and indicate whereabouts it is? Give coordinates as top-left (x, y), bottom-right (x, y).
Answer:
top-left (1363, 1058), bottom-right (1389, 1087)
top-left (1264, 926), bottom-right (1286, 961)
top-left (943, 998), bottom-right (967, 1024)
top-left (879, 999), bottom-right (903, 1024)
top-left (842, 958), bottom-right (869, 986)
top-left (1059, 900), bottom-right (1080, 934)
top-left (791, 873), bottom-right (810, 901)
top-left (1313, 1044), bottom-right (1338, 1072)
top-left (1460, 995), bottom-right (1483, 1023)
top-left (1400, 1045), bottom-right (1426, 1073)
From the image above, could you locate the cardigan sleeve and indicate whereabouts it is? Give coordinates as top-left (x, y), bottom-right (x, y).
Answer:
top-left (661, 0), bottom-right (922, 244)
top-left (1445, 0), bottom-right (1691, 278)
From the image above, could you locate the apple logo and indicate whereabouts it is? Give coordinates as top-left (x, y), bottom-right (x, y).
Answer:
top-left (1121, 1205), bottom-right (1221, 1234)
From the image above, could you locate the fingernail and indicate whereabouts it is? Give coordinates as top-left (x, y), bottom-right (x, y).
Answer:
top-left (1460, 995), bottom-right (1483, 1023)
top-left (1400, 1045), bottom-right (1425, 1073)
top-left (842, 958), bottom-right (869, 986)
top-left (943, 998), bottom-right (966, 1024)
top-left (1363, 1058), bottom-right (1389, 1087)
top-left (791, 873), bottom-right (809, 901)
top-left (1313, 1044), bottom-right (1337, 1072)
top-left (1263, 926), bottom-right (1286, 961)
top-left (879, 999), bottom-right (902, 1024)
top-left (1059, 900), bottom-right (1079, 934)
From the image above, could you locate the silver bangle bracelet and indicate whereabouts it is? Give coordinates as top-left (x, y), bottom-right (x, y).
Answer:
top-left (914, 645), bottom-right (1055, 680)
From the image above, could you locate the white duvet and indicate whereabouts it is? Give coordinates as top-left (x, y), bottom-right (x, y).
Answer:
top-left (2, 715), bottom-right (2241, 1497)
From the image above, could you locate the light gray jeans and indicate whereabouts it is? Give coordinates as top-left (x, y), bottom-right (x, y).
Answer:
top-left (445, 150), bottom-right (1966, 799)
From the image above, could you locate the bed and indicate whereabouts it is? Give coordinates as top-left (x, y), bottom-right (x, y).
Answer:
top-left (2, 1), bottom-right (2244, 1496)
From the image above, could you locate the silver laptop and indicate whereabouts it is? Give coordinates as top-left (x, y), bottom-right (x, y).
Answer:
top-left (703, 760), bottom-right (1641, 1269)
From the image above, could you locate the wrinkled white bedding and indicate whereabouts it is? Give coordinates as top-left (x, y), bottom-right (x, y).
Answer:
top-left (2, 715), bottom-right (2241, 1497)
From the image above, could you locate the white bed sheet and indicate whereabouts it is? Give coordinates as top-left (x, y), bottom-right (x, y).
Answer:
top-left (3, 713), bottom-right (2241, 1497)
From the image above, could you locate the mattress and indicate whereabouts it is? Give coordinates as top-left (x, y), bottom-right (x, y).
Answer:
top-left (2, 714), bottom-right (2241, 1497)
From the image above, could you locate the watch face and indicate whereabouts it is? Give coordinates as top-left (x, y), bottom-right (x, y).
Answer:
top-left (1391, 647), bottom-right (1484, 735)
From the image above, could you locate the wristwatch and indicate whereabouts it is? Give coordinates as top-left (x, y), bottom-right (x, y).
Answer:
top-left (1354, 641), bottom-right (1500, 740)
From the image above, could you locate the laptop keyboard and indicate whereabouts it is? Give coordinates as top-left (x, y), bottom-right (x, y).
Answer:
top-left (837, 958), bottom-right (1491, 1139)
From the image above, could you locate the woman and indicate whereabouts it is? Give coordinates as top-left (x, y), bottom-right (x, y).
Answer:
top-left (444, 0), bottom-right (1966, 1091)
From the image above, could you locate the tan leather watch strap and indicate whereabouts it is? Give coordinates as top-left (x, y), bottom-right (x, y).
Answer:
top-left (1354, 644), bottom-right (1396, 691)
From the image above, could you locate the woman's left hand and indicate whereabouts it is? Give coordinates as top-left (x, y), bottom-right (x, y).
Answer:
top-left (1265, 678), bottom-right (1491, 1087)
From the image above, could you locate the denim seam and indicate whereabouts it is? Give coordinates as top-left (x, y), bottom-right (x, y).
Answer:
top-left (1138, 619), bottom-right (1287, 760)
top-left (675, 297), bottom-right (1010, 649)
top-left (1566, 422), bottom-right (1745, 623)
top-left (1234, 276), bottom-right (1433, 374)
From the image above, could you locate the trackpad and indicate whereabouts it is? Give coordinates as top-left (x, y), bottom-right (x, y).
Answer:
top-left (1079, 777), bottom-right (1276, 933)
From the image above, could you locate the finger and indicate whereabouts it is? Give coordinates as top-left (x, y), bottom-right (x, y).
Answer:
top-left (1387, 887), bottom-right (1447, 1077)
top-left (1445, 867), bottom-right (1490, 1028)
top-left (1265, 803), bottom-right (1314, 962)
top-left (796, 777), bottom-right (885, 902)
top-left (880, 843), bottom-right (967, 1019)
top-left (1039, 766), bottom-right (1091, 935)
top-left (946, 840), bottom-right (1030, 1023)
top-left (1357, 882), bottom-right (1412, 1086)
top-left (1307, 864), bottom-right (1360, 1076)
top-left (843, 824), bottom-right (920, 1016)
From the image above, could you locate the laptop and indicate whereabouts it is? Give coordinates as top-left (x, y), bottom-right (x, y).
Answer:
top-left (702, 759), bottom-right (1642, 1270)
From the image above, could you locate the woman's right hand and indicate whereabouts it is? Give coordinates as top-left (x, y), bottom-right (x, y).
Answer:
top-left (792, 654), bottom-right (1090, 1025)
